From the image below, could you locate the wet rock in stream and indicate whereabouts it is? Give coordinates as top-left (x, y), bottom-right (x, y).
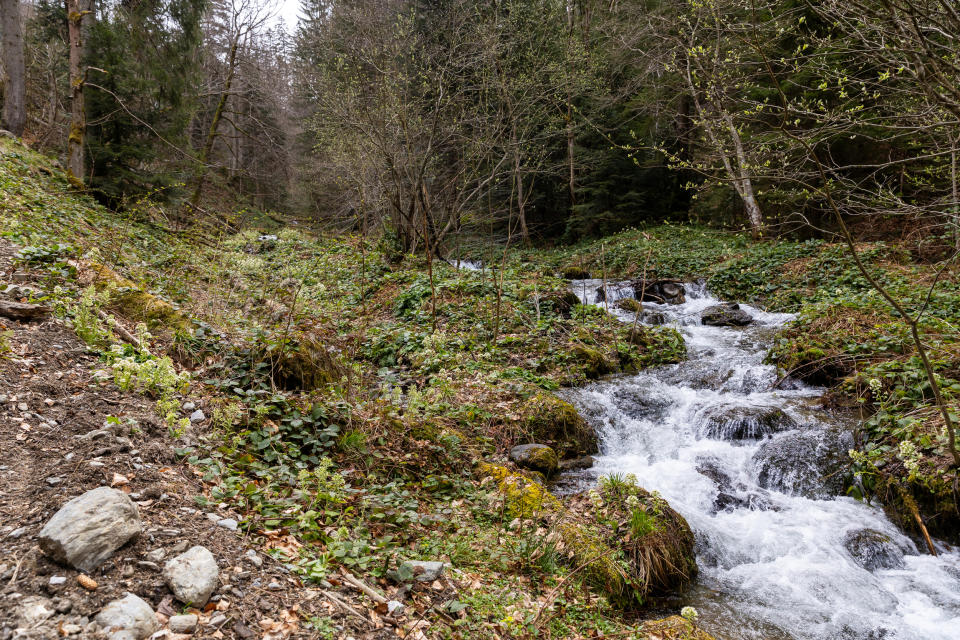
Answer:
top-left (752, 430), bottom-right (851, 498)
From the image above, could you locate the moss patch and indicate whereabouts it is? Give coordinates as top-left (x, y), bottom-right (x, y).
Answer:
top-left (521, 392), bottom-right (597, 458)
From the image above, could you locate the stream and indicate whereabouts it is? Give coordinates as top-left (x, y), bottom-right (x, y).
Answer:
top-left (564, 279), bottom-right (960, 640)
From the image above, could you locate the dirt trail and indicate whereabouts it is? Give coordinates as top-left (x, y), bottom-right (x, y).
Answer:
top-left (0, 241), bottom-right (383, 639)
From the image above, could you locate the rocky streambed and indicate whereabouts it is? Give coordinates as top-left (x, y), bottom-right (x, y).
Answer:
top-left (565, 279), bottom-right (960, 640)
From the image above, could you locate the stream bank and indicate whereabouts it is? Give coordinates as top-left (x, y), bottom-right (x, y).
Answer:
top-left (564, 279), bottom-right (960, 640)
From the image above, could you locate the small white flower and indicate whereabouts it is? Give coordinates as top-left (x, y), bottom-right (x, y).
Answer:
top-left (681, 606), bottom-right (699, 621)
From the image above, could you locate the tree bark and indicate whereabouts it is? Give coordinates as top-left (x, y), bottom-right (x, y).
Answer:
top-left (65, 0), bottom-right (92, 185)
top-left (0, 0), bottom-right (25, 136)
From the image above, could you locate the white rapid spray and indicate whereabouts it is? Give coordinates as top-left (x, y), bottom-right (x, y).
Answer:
top-left (564, 279), bottom-right (960, 640)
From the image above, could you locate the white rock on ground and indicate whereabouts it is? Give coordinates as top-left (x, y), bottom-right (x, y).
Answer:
top-left (94, 593), bottom-right (159, 640)
top-left (163, 545), bottom-right (219, 606)
top-left (38, 487), bottom-right (142, 572)
top-left (168, 614), bottom-right (198, 634)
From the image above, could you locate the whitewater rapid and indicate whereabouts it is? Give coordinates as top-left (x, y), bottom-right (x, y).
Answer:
top-left (564, 280), bottom-right (960, 640)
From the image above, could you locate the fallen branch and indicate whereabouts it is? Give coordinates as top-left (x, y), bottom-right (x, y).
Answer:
top-left (341, 571), bottom-right (388, 604)
top-left (97, 310), bottom-right (138, 346)
top-left (320, 589), bottom-right (371, 626)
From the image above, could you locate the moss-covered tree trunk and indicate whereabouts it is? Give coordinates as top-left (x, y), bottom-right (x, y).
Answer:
top-left (65, 0), bottom-right (92, 185)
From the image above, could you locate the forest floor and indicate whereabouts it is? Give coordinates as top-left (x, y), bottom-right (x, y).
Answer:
top-left (1, 135), bottom-right (958, 639)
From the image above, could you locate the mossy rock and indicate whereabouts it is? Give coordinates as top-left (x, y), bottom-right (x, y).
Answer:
top-left (509, 444), bottom-right (559, 476)
top-left (571, 344), bottom-right (616, 379)
top-left (543, 289), bottom-right (582, 317)
top-left (616, 298), bottom-right (643, 314)
top-left (639, 616), bottom-right (716, 640)
top-left (272, 332), bottom-right (347, 391)
top-left (561, 265), bottom-right (591, 279)
top-left (478, 464), bottom-right (560, 519)
top-left (84, 262), bottom-right (192, 332)
top-left (521, 392), bottom-right (597, 458)
top-left (562, 476), bottom-right (697, 608)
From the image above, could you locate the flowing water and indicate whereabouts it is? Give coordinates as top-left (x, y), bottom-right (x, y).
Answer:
top-left (564, 279), bottom-right (960, 640)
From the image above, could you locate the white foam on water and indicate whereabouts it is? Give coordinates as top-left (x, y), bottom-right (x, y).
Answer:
top-left (564, 280), bottom-right (960, 640)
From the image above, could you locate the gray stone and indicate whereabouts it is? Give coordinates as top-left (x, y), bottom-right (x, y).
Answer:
top-left (216, 518), bottom-right (238, 531)
top-left (38, 487), bottom-right (142, 572)
top-left (387, 601), bottom-right (404, 616)
top-left (395, 560), bottom-right (446, 583)
top-left (267, 581), bottom-right (281, 590)
top-left (508, 443), bottom-right (559, 476)
top-left (243, 549), bottom-right (262, 568)
top-left (163, 546), bottom-right (219, 606)
top-left (16, 596), bottom-right (55, 627)
top-left (48, 576), bottom-right (67, 586)
top-left (8, 526), bottom-right (29, 539)
top-left (168, 614), bottom-right (198, 634)
top-left (144, 548), bottom-right (166, 563)
top-left (844, 528), bottom-right (910, 571)
top-left (94, 593), bottom-right (159, 640)
top-left (701, 303), bottom-right (753, 327)
top-left (189, 410), bottom-right (205, 423)
top-left (182, 402), bottom-right (196, 412)
top-left (46, 476), bottom-right (62, 486)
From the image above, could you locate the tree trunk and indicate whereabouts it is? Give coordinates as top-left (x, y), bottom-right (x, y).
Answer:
top-left (723, 112), bottom-right (763, 239)
top-left (189, 37), bottom-right (239, 210)
top-left (65, 0), bottom-right (91, 185)
top-left (0, 0), bottom-right (26, 136)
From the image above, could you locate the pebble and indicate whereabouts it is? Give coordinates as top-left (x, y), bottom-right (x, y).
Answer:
top-left (64, 453), bottom-right (74, 462)
top-left (45, 477), bottom-right (62, 486)
top-left (18, 402), bottom-right (28, 411)
top-left (387, 600), bottom-right (405, 616)
top-left (267, 581), bottom-right (281, 591)
top-left (182, 401), bottom-right (196, 412)
top-left (216, 518), bottom-right (238, 531)
top-left (208, 613), bottom-right (227, 627)
top-left (189, 409), bottom-right (205, 423)
top-left (9, 526), bottom-right (29, 539)
top-left (169, 613), bottom-right (198, 633)
top-left (60, 623), bottom-right (82, 636)
top-left (94, 593), bottom-right (158, 640)
top-left (243, 550), bottom-right (262, 568)
top-left (144, 548), bottom-right (166, 563)
top-left (48, 576), bottom-right (67, 586)
top-left (136, 561), bottom-right (159, 571)
top-left (44, 398), bottom-right (55, 406)
top-left (163, 546), bottom-right (219, 606)
top-left (89, 460), bottom-right (105, 468)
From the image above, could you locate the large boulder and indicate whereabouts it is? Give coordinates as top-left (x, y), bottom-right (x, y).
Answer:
top-left (701, 303), bottom-right (753, 327)
top-left (38, 487), bottom-right (142, 572)
top-left (632, 280), bottom-right (686, 305)
top-left (752, 430), bottom-right (850, 498)
top-left (697, 405), bottom-right (799, 440)
top-left (94, 593), bottom-right (159, 640)
top-left (509, 444), bottom-right (559, 477)
top-left (844, 529), bottom-right (909, 571)
top-left (163, 546), bottom-right (219, 606)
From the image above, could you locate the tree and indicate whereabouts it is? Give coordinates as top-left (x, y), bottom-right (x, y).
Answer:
top-left (188, 0), bottom-right (275, 211)
top-left (1, 0), bottom-right (26, 135)
top-left (84, 0), bottom-right (207, 203)
top-left (65, 0), bottom-right (91, 184)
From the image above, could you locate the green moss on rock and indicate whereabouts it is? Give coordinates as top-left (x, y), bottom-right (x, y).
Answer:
top-left (561, 265), bottom-right (591, 279)
top-left (571, 344), bottom-right (616, 379)
top-left (521, 392), bottom-right (597, 458)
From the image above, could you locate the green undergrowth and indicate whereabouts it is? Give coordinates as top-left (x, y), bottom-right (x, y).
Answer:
top-left (1, 138), bottom-right (701, 636)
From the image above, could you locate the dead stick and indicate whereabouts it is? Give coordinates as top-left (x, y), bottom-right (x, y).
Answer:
top-left (341, 571), bottom-right (388, 604)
